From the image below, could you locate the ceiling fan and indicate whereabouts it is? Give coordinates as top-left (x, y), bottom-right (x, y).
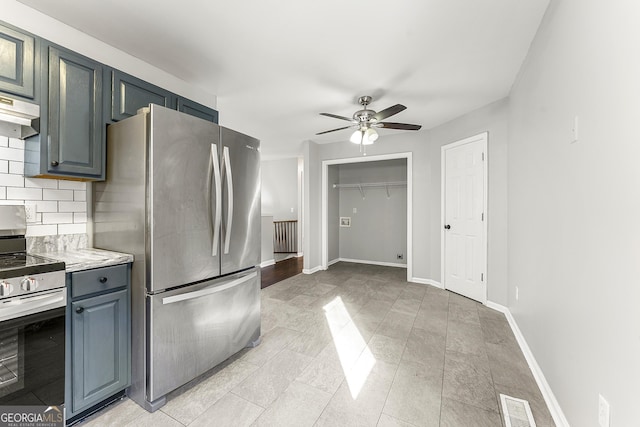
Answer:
top-left (316, 96), bottom-right (422, 149)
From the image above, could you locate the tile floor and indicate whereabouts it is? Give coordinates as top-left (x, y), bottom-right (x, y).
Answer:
top-left (80, 262), bottom-right (555, 427)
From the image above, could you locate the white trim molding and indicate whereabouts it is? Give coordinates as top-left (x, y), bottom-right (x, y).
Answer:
top-left (338, 258), bottom-right (407, 269)
top-left (410, 277), bottom-right (444, 289)
top-left (303, 266), bottom-right (324, 275)
top-left (260, 260), bottom-right (275, 268)
top-left (321, 152), bottom-right (413, 282)
top-left (328, 258), bottom-right (341, 267)
top-left (486, 302), bottom-right (570, 427)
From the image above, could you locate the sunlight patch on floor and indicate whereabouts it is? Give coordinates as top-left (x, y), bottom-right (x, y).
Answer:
top-left (323, 296), bottom-right (375, 399)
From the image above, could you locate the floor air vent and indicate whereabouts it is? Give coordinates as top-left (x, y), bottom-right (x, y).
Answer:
top-left (500, 394), bottom-right (537, 427)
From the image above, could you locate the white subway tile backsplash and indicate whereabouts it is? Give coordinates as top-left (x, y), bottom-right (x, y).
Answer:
top-left (36, 201), bottom-right (59, 213)
top-left (58, 223), bottom-right (86, 235)
top-left (73, 212), bottom-right (87, 223)
top-left (25, 224), bottom-right (58, 237)
top-left (0, 173), bottom-right (23, 187)
top-left (0, 147), bottom-right (23, 162)
top-left (8, 139), bottom-right (24, 150)
top-left (42, 212), bottom-right (73, 224)
top-left (58, 180), bottom-right (86, 190)
top-left (1, 139), bottom-right (88, 237)
top-left (7, 187), bottom-right (42, 200)
top-left (25, 178), bottom-right (58, 189)
top-left (58, 201), bottom-right (86, 212)
top-left (9, 161), bottom-right (24, 175)
top-left (43, 189), bottom-right (74, 201)
top-left (74, 190), bottom-right (86, 201)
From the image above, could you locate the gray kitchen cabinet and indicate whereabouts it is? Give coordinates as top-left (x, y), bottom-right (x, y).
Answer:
top-left (0, 22), bottom-right (38, 100)
top-left (111, 69), bottom-right (175, 121)
top-left (177, 97), bottom-right (219, 123)
top-left (24, 44), bottom-right (105, 180)
top-left (65, 264), bottom-right (131, 421)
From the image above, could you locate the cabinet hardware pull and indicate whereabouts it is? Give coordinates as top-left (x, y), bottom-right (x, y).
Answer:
top-left (51, 161), bottom-right (59, 167)
top-left (99, 277), bottom-right (108, 283)
top-left (75, 307), bottom-right (84, 314)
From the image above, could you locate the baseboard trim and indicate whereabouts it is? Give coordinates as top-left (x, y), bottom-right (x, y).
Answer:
top-left (338, 258), bottom-right (407, 269)
top-left (328, 258), bottom-right (341, 266)
top-left (260, 260), bottom-right (275, 268)
top-left (410, 277), bottom-right (443, 288)
top-left (297, 252), bottom-right (303, 257)
top-left (302, 266), bottom-right (323, 274)
top-left (486, 302), bottom-right (569, 427)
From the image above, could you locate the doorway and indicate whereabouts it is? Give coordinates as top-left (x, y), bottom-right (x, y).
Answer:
top-left (441, 133), bottom-right (488, 303)
top-left (321, 152), bottom-right (413, 281)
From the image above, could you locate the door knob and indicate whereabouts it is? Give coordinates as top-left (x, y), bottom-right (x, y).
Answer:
top-left (444, 224), bottom-right (451, 230)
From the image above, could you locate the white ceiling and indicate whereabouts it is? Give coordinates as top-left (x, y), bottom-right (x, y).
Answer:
top-left (18, 0), bottom-right (549, 158)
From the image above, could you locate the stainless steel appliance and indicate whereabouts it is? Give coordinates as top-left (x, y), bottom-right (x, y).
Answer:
top-left (0, 205), bottom-right (66, 407)
top-left (0, 94), bottom-right (40, 139)
top-left (93, 104), bottom-right (261, 411)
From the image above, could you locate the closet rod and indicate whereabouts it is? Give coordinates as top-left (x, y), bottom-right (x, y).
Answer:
top-left (332, 181), bottom-right (407, 189)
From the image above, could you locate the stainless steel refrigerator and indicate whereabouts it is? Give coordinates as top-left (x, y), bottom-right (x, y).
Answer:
top-left (93, 104), bottom-right (261, 411)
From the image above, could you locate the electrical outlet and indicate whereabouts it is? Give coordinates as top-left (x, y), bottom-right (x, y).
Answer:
top-left (515, 286), bottom-right (519, 301)
top-left (397, 254), bottom-right (403, 260)
top-left (353, 207), bottom-right (357, 214)
top-left (290, 207), bottom-right (294, 213)
top-left (25, 204), bottom-right (37, 223)
top-left (598, 394), bottom-right (610, 427)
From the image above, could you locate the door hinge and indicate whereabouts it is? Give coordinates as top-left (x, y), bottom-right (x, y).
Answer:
top-left (482, 152), bottom-right (485, 161)
top-left (481, 212), bottom-right (484, 221)
top-left (481, 273), bottom-right (484, 282)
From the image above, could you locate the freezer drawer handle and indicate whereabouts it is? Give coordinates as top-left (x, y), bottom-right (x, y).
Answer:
top-left (162, 271), bottom-right (257, 305)
top-left (222, 146), bottom-right (233, 254)
top-left (211, 143), bottom-right (222, 257)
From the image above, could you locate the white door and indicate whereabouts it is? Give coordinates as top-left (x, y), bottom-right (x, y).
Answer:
top-left (442, 133), bottom-right (487, 303)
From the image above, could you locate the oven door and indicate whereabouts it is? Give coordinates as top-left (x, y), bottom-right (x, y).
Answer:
top-left (0, 288), bottom-right (66, 406)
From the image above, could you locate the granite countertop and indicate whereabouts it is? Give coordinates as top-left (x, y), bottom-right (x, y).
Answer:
top-left (34, 248), bottom-right (134, 273)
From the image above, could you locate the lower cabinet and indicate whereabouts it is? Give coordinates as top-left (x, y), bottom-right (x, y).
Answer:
top-left (65, 264), bottom-right (130, 421)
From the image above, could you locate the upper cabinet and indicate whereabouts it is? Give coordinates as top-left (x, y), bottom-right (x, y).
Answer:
top-left (0, 23), bottom-right (37, 100)
top-left (177, 98), bottom-right (219, 123)
top-left (110, 70), bottom-right (175, 121)
top-left (24, 44), bottom-right (105, 180)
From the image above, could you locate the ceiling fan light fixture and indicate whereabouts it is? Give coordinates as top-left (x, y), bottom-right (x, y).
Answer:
top-left (350, 130), bottom-right (363, 144)
top-left (364, 127), bottom-right (378, 144)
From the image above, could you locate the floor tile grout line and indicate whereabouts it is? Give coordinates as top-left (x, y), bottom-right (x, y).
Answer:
top-left (438, 293), bottom-right (453, 427)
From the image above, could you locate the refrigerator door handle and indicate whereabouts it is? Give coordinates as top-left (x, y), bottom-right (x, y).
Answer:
top-left (211, 143), bottom-right (222, 257)
top-left (161, 271), bottom-right (257, 305)
top-left (222, 146), bottom-right (233, 254)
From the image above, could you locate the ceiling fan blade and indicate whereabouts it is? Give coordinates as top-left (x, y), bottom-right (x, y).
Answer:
top-left (373, 104), bottom-right (407, 121)
top-left (320, 112), bottom-right (355, 122)
top-left (378, 122), bottom-right (422, 131)
top-left (316, 125), bottom-right (355, 135)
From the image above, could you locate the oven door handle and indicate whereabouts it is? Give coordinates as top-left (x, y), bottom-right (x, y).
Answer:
top-left (0, 289), bottom-right (67, 322)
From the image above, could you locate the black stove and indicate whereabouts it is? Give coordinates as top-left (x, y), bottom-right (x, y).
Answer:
top-left (0, 252), bottom-right (65, 279)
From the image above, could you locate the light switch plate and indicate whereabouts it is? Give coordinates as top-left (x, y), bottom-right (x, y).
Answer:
top-left (599, 394), bottom-right (610, 427)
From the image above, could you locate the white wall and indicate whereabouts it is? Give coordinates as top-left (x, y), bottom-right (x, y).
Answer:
top-left (0, 136), bottom-right (87, 236)
top-left (337, 160), bottom-right (407, 265)
top-left (2, 1), bottom-right (216, 108)
top-left (429, 98), bottom-right (509, 304)
top-left (261, 158), bottom-right (299, 220)
top-left (508, 1), bottom-right (640, 425)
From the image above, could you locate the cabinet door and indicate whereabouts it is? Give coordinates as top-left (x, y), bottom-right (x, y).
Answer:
top-left (177, 97), bottom-right (219, 123)
top-left (111, 70), bottom-right (175, 121)
top-left (71, 289), bottom-right (128, 413)
top-left (0, 23), bottom-right (35, 99)
top-left (48, 46), bottom-right (103, 178)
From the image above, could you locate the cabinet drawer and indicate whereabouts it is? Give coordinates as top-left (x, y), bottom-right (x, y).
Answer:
top-left (71, 264), bottom-right (128, 298)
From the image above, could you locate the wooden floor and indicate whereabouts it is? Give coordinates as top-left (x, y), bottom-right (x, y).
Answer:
top-left (260, 256), bottom-right (303, 289)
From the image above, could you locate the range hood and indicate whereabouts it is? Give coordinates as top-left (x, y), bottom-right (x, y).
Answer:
top-left (0, 95), bottom-right (40, 139)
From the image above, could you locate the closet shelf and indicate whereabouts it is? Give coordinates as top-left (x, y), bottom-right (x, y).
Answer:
top-left (332, 181), bottom-right (407, 199)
